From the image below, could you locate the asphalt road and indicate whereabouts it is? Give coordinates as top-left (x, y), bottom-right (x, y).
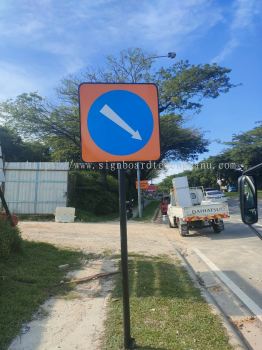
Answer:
top-left (172, 197), bottom-right (262, 310)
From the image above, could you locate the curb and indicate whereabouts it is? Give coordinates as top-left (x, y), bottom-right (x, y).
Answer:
top-left (173, 248), bottom-right (249, 350)
top-left (132, 200), bottom-right (151, 219)
top-left (152, 207), bottom-right (160, 222)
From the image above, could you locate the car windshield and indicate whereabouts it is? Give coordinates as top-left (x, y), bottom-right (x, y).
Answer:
top-left (206, 191), bottom-right (222, 195)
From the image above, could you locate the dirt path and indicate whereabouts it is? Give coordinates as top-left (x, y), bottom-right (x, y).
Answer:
top-left (19, 221), bottom-right (174, 256)
top-left (9, 220), bottom-right (174, 350)
top-left (9, 258), bottom-right (117, 350)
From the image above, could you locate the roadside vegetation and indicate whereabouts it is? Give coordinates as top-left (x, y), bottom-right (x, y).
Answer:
top-left (17, 211), bottom-right (119, 223)
top-left (68, 171), bottom-right (119, 217)
top-left (103, 255), bottom-right (232, 350)
top-left (0, 220), bottom-right (22, 258)
top-left (75, 209), bottom-right (119, 222)
top-left (225, 190), bottom-right (262, 199)
top-left (17, 214), bottom-right (55, 221)
top-left (0, 222), bottom-right (86, 350)
top-left (159, 122), bottom-right (262, 193)
top-left (133, 200), bottom-right (159, 221)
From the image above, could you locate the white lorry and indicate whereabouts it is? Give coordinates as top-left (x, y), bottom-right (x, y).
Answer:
top-left (167, 176), bottom-right (230, 236)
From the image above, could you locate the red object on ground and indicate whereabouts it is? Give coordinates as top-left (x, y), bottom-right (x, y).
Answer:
top-left (0, 213), bottom-right (19, 226)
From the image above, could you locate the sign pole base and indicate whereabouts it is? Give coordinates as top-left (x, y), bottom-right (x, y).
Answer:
top-left (118, 168), bottom-right (135, 349)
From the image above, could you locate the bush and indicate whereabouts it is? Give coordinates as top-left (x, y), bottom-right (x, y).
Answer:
top-left (93, 191), bottom-right (118, 215)
top-left (0, 220), bottom-right (22, 258)
top-left (68, 171), bottom-right (119, 215)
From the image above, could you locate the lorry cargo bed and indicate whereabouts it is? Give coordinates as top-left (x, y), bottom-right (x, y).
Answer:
top-left (168, 202), bottom-right (229, 222)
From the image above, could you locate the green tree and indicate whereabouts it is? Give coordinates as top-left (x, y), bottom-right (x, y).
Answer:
top-left (225, 122), bottom-right (262, 167)
top-left (0, 126), bottom-right (50, 162)
top-left (0, 48), bottom-right (235, 164)
top-left (159, 122), bottom-right (262, 190)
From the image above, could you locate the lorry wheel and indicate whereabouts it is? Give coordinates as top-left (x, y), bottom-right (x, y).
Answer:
top-left (212, 220), bottom-right (224, 233)
top-left (178, 222), bottom-right (189, 236)
top-left (169, 217), bottom-right (177, 228)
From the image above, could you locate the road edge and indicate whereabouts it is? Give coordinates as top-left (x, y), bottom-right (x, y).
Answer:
top-left (173, 248), bottom-right (249, 350)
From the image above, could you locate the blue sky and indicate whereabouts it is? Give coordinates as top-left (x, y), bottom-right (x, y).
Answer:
top-left (0, 0), bottom-right (261, 163)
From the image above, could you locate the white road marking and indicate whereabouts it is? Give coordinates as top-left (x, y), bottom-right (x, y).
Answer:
top-left (193, 248), bottom-right (262, 323)
top-left (100, 104), bottom-right (142, 140)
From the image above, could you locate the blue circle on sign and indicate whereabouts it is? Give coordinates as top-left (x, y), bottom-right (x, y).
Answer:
top-left (87, 90), bottom-right (154, 156)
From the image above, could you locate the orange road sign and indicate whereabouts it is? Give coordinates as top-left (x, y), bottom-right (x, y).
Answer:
top-left (79, 83), bottom-right (160, 162)
top-left (136, 180), bottom-right (149, 190)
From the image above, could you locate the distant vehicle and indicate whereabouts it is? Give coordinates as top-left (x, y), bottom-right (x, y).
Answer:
top-left (168, 177), bottom-right (229, 235)
top-left (160, 195), bottom-right (170, 215)
top-left (203, 190), bottom-right (228, 203)
top-left (227, 185), bottom-right (237, 192)
top-left (204, 187), bottom-right (217, 192)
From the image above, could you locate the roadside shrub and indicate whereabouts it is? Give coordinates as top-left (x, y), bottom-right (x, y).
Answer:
top-left (68, 171), bottom-right (119, 215)
top-left (0, 220), bottom-right (22, 258)
top-left (94, 191), bottom-right (118, 215)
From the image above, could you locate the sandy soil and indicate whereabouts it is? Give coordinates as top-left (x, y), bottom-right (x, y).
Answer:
top-left (9, 258), bottom-right (117, 350)
top-left (9, 220), bottom-right (174, 350)
top-left (19, 220), bottom-right (174, 256)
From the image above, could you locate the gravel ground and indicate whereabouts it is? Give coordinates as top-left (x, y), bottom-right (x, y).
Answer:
top-left (19, 221), bottom-right (174, 256)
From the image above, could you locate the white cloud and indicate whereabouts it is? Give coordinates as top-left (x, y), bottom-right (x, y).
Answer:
top-left (0, 0), bottom-right (223, 61)
top-left (212, 0), bottom-right (261, 63)
top-left (126, 0), bottom-right (222, 47)
top-left (0, 0), bottom-right (240, 99)
top-left (0, 61), bottom-right (52, 101)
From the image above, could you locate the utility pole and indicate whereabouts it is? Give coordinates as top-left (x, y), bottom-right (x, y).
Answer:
top-left (135, 52), bottom-right (176, 218)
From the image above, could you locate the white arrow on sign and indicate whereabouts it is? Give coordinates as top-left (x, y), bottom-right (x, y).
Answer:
top-left (100, 104), bottom-right (142, 140)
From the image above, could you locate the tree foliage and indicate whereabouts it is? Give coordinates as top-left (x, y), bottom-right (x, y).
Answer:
top-left (0, 126), bottom-right (50, 162)
top-left (155, 60), bottom-right (235, 113)
top-left (160, 115), bottom-right (208, 161)
top-left (159, 122), bottom-right (262, 191)
top-left (0, 48), bottom-right (235, 166)
top-left (225, 122), bottom-right (262, 167)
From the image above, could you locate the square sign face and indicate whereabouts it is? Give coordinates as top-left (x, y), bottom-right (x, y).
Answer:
top-left (79, 83), bottom-right (160, 162)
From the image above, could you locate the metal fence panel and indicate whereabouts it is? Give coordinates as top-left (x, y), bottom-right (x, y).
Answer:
top-left (4, 162), bottom-right (69, 214)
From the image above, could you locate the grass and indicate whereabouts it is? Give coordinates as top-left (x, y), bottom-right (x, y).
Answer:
top-left (225, 190), bottom-right (262, 199)
top-left (18, 214), bottom-right (55, 221)
top-left (0, 220), bottom-right (22, 258)
top-left (0, 241), bottom-right (86, 350)
top-left (134, 201), bottom-right (159, 221)
top-left (224, 192), bottom-right (238, 198)
top-left (75, 209), bottom-right (119, 222)
top-left (103, 255), bottom-right (232, 350)
top-left (18, 211), bottom-right (119, 222)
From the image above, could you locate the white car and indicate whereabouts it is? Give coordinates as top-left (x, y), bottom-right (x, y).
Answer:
top-left (203, 190), bottom-right (228, 203)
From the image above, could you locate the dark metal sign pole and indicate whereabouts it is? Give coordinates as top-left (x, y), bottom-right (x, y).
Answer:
top-left (118, 168), bottom-right (134, 349)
